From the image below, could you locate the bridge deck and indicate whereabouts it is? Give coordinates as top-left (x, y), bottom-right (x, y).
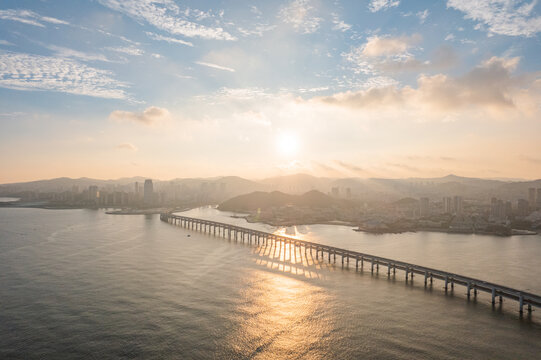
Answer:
top-left (161, 213), bottom-right (541, 314)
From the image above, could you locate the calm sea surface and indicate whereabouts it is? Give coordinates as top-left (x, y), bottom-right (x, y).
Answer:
top-left (1, 206), bottom-right (541, 359)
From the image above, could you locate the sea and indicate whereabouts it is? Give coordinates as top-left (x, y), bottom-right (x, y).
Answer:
top-left (1, 206), bottom-right (540, 359)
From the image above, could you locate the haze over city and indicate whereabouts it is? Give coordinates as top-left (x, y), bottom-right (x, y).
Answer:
top-left (2, 1), bottom-right (541, 359)
top-left (2, 0), bottom-right (541, 183)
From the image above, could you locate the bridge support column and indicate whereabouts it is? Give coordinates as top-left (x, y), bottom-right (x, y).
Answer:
top-left (376, 260), bottom-right (379, 272)
top-left (528, 304), bottom-right (532, 313)
top-left (519, 294), bottom-right (524, 314)
top-left (387, 265), bottom-right (391, 277)
top-left (467, 282), bottom-right (471, 298)
top-left (445, 276), bottom-right (449, 291)
top-left (424, 271), bottom-right (428, 286)
top-left (361, 257), bottom-right (364, 270)
top-left (474, 286), bottom-right (477, 297)
top-left (329, 251), bottom-right (331, 262)
top-left (334, 252), bottom-right (336, 263)
top-left (451, 279), bottom-right (454, 289)
top-left (356, 258), bottom-right (359, 270)
top-left (405, 268), bottom-right (409, 281)
top-left (371, 260), bottom-right (374, 273)
top-left (492, 288), bottom-right (496, 305)
top-left (342, 255), bottom-right (344, 266)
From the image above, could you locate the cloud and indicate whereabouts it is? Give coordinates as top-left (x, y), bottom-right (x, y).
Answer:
top-left (46, 45), bottom-right (111, 62)
top-left (335, 160), bottom-right (365, 174)
top-left (316, 56), bottom-right (539, 116)
top-left (98, 0), bottom-right (236, 40)
top-left (145, 32), bottom-right (193, 47)
top-left (105, 46), bottom-right (144, 56)
top-left (279, 0), bottom-right (323, 34)
top-left (332, 13), bottom-right (351, 32)
top-left (417, 9), bottom-right (429, 24)
top-left (361, 34), bottom-right (421, 57)
top-left (0, 9), bottom-right (68, 27)
top-left (368, 0), bottom-right (400, 13)
top-left (195, 61), bottom-right (235, 72)
top-left (116, 143), bottom-right (137, 151)
top-left (0, 52), bottom-right (128, 99)
top-left (0, 40), bottom-right (14, 46)
top-left (447, 0), bottom-right (541, 37)
top-left (109, 106), bottom-right (170, 125)
top-left (343, 34), bottom-right (424, 74)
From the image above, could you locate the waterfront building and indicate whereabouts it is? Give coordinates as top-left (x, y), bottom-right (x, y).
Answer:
top-left (517, 199), bottom-right (530, 217)
top-left (144, 179), bottom-right (154, 205)
top-left (443, 197), bottom-right (452, 214)
top-left (529, 188), bottom-right (536, 210)
top-left (453, 196), bottom-right (463, 216)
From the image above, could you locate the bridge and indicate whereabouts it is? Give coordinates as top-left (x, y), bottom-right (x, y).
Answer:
top-left (161, 213), bottom-right (541, 315)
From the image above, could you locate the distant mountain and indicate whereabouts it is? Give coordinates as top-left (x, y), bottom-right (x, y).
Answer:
top-left (2, 173), bottom-right (539, 202)
top-left (218, 190), bottom-right (351, 212)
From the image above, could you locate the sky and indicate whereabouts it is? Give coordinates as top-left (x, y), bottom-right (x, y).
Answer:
top-left (1, 0), bottom-right (541, 183)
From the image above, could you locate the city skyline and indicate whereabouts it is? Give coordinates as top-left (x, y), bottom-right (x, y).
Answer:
top-left (2, 0), bottom-right (541, 183)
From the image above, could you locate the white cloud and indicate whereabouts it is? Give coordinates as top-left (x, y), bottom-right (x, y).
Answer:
top-left (0, 9), bottom-right (68, 27)
top-left (0, 52), bottom-right (128, 99)
top-left (98, 0), bottom-right (236, 41)
top-left (116, 143), bottom-right (138, 151)
top-left (368, 0), bottom-right (400, 13)
top-left (332, 13), bottom-right (352, 32)
top-left (195, 61), bottom-right (235, 72)
top-left (145, 32), bottom-right (193, 47)
top-left (417, 9), bottom-right (429, 23)
top-left (109, 106), bottom-right (170, 125)
top-left (448, 0), bottom-right (541, 37)
top-left (317, 56), bottom-right (539, 118)
top-left (151, 53), bottom-right (162, 59)
top-left (0, 40), bottom-right (13, 46)
top-left (343, 34), bottom-right (424, 74)
top-left (279, 0), bottom-right (323, 34)
top-left (105, 46), bottom-right (144, 56)
top-left (47, 45), bottom-right (111, 62)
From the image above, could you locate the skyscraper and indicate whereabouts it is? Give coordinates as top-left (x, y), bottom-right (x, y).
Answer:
top-left (443, 197), bottom-right (452, 214)
top-left (453, 196), bottom-right (463, 216)
top-left (528, 188), bottom-right (536, 210)
top-left (144, 179), bottom-right (154, 204)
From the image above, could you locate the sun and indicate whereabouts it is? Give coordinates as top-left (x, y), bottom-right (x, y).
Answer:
top-left (276, 132), bottom-right (300, 157)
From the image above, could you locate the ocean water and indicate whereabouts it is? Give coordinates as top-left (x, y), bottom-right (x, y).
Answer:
top-left (1, 207), bottom-right (540, 359)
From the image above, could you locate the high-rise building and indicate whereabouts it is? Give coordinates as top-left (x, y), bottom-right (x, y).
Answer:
top-left (528, 188), bottom-right (536, 209)
top-left (331, 187), bottom-right (339, 197)
top-left (88, 185), bottom-right (98, 202)
top-left (537, 188), bottom-right (541, 209)
top-left (419, 197), bottom-right (429, 217)
top-left (453, 196), bottom-right (463, 216)
top-left (135, 182), bottom-right (139, 195)
top-left (144, 179), bottom-right (154, 204)
top-left (517, 199), bottom-right (530, 216)
top-left (443, 197), bottom-right (452, 214)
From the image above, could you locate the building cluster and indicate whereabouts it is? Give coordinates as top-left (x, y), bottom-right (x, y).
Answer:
top-left (15, 179), bottom-right (230, 208)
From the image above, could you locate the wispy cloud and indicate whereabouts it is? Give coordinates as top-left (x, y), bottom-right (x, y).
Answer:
top-left (109, 106), bottom-right (170, 125)
top-left (47, 45), bottom-right (111, 62)
top-left (332, 13), bottom-right (351, 32)
top-left (0, 40), bottom-right (14, 46)
top-left (279, 0), bottom-right (323, 34)
top-left (145, 32), bottom-right (193, 47)
top-left (105, 46), bottom-right (144, 56)
top-left (0, 52), bottom-right (128, 99)
top-left (368, 0), bottom-right (400, 13)
top-left (448, 0), bottom-right (541, 37)
top-left (98, 0), bottom-right (236, 41)
top-left (116, 143), bottom-right (138, 151)
top-left (0, 9), bottom-right (68, 27)
top-left (195, 61), bottom-right (235, 72)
